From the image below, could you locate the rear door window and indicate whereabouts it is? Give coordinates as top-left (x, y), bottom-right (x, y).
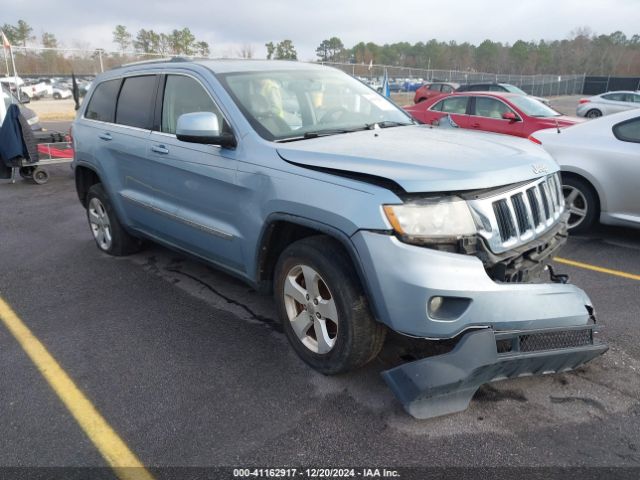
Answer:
top-left (428, 84), bottom-right (442, 91)
top-left (432, 97), bottom-right (468, 114)
top-left (602, 93), bottom-right (625, 101)
top-left (85, 79), bottom-right (121, 122)
top-left (115, 75), bottom-right (157, 129)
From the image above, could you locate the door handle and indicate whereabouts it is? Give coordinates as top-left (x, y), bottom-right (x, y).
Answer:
top-left (472, 123), bottom-right (481, 128)
top-left (151, 145), bottom-right (169, 155)
top-left (98, 133), bottom-right (112, 141)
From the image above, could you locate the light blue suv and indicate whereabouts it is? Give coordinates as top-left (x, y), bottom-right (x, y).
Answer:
top-left (72, 59), bottom-right (606, 418)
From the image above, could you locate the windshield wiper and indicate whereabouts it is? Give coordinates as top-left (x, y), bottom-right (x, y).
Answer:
top-left (275, 121), bottom-right (414, 143)
top-left (276, 127), bottom-right (368, 143)
top-left (364, 120), bottom-right (414, 129)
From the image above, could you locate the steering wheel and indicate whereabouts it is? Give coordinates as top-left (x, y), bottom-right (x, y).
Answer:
top-left (319, 107), bottom-right (349, 124)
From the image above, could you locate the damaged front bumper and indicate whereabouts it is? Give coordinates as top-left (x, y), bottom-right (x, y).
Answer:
top-left (382, 324), bottom-right (607, 419)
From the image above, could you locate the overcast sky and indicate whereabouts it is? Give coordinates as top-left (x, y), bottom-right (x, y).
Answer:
top-left (7, 0), bottom-right (640, 60)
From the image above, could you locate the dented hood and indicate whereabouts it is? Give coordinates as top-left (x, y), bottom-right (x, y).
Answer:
top-left (276, 125), bottom-right (558, 193)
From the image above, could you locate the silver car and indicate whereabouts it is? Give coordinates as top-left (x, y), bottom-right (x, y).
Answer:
top-left (576, 91), bottom-right (640, 118)
top-left (534, 109), bottom-right (640, 232)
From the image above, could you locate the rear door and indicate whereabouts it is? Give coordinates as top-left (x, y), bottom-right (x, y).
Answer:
top-left (105, 75), bottom-right (159, 230)
top-left (469, 96), bottom-right (524, 137)
top-left (144, 73), bottom-right (244, 271)
top-left (82, 75), bottom-right (160, 230)
top-left (601, 93), bottom-right (631, 113)
top-left (428, 96), bottom-right (471, 128)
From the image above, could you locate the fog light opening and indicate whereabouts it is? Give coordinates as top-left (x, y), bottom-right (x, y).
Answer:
top-left (427, 296), bottom-right (472, 321)
top-left (428, 296), bottom-right (444, 317)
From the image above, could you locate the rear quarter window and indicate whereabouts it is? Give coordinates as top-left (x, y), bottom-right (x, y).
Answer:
top-left (85, 79), bottom-right (121, 122)
top-left (115, 75), bottom-right (157, 129)
top-left (613, 118), bottom-right (640, 143)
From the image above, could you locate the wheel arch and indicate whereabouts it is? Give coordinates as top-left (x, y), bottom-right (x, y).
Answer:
top-left (74, 164), bottom-right (102, 207)
top-left (255, 214), bottom-right (382, 321)
top-left (560, 169), bottom-right (602, 216)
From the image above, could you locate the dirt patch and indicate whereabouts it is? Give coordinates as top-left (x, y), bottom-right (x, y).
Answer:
top-left (27, 99), bottom-right (76, 121)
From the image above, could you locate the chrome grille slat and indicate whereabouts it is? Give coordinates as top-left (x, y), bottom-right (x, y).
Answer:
top-left (468, 173), bottom-right (565, 254)
top-left (526, 188), bottom-right (541, 226)
top-left (539, 182), bottom-right (551, 219)
top-left (511, 193), bottom-right (531, 235)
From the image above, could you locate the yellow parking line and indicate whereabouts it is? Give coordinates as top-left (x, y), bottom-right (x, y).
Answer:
top-left (0, 296), bottom-right (154, 480)
top-left (554, 257), bottom-right (640, 281)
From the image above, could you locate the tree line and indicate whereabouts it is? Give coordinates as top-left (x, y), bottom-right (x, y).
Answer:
top-left (1, 19), bottom-right (639, 76)
top-left (316, 29), bottom-right (640, 75)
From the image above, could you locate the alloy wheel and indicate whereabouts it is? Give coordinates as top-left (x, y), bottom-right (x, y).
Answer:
top-left (283, 264), bottom-right (338, 354)
top-left (88, 197), bottom-right (113, 250)
top-left (563, 185), bottom-right (588, 229)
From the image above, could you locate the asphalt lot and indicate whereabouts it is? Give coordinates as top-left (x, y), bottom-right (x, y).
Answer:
top-left (0, 121), bottom-right (639, 476)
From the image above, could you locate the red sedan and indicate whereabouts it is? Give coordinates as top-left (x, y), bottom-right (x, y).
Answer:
top-left (404, 92), bottom-right (581, 138)
top-left (413, 82), bottom-right (459, 103)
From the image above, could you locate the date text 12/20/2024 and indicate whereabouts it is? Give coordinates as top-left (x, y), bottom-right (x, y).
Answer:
top-left (233, 469), bottom-right (400, 478)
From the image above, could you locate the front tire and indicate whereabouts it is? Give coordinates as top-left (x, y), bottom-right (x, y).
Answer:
top-left (86, 184), bottom-right (141, 256)
top-left (562, 176), bottom-right (598, 233)
top-left (274, 236), bottom-right (386, 375)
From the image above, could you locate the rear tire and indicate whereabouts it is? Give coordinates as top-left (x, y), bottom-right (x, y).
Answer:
top-left (86, 184), bottom-right (141, 256)
top-left (274, 236), bottom-right (386, 374)
top-left (562, 176), bottom-right (598, 233)
top-left (586, 109), bottom-right (602, 118)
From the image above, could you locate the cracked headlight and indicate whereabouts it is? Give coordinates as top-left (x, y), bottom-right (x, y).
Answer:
top-left (383, 197), bottom-right (476, 241)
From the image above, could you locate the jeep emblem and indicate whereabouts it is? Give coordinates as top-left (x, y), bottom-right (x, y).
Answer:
top-left (532, 164), bottom-right (548, 175)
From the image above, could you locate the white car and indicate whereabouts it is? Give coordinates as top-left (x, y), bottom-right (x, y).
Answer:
top-left (533, 109), bottom-right (640, 232)
top-left (576, 91), bottom-right (640, 118)
top-left (52, 84), bottom-right (72, 100)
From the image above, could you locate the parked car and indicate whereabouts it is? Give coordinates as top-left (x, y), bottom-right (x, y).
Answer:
top-left (52, 83), bottom-right (72, 100)
top-left (404, 92), bottom-right (579, 138)
top-left (576, 91), bottom-right (640, 118)
top-left (413, 81), bottom-right (459, 103)
top-left (0, 76), bottom-right (37, 102)
top-left (456, 82), bottom-right (550, 105)
top-left (72, 60), bottom-right (606, 419)
top-left (1, 84), bottom-right (42, 130)
top-left (532, 110), bottom-right (640, 232)
top-left (402, 79), bottom-right (424, 92)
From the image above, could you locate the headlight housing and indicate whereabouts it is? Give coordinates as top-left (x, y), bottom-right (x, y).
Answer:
top-left (383, 197), bottom-right (476, 243)
top-left (27, 115), bottom-right (39, 126)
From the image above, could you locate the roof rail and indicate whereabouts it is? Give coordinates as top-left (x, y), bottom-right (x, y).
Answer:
top-left (117, 56), bottom-right (191, 68)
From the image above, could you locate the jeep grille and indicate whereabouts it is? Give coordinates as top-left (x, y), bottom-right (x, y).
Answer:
top-left (469, 173), bottom-right (565, 254)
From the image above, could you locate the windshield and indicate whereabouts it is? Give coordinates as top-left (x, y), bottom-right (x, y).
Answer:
top-left (508, 95), bottom-right (561, 117)
top-left (502, 84), bottom-right (527, 95)
top-left (217, 68), bottom-right (413, 141)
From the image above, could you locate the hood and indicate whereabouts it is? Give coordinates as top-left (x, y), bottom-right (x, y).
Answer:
top-left (276, 125), bottom-right (558, 193)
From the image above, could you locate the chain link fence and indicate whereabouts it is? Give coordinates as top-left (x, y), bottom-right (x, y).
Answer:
top-left (2, 47), bottom-right (586, 96)
top-left (322, 62), bottom-right (586, 97)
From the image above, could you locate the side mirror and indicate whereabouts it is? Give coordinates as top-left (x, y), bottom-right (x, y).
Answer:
top-left (176, 112), bottom-right (237, 149)
top-left (502, 111), bottom-right (519, 122)
top-left (20, 93), bottom-right (30, 104)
